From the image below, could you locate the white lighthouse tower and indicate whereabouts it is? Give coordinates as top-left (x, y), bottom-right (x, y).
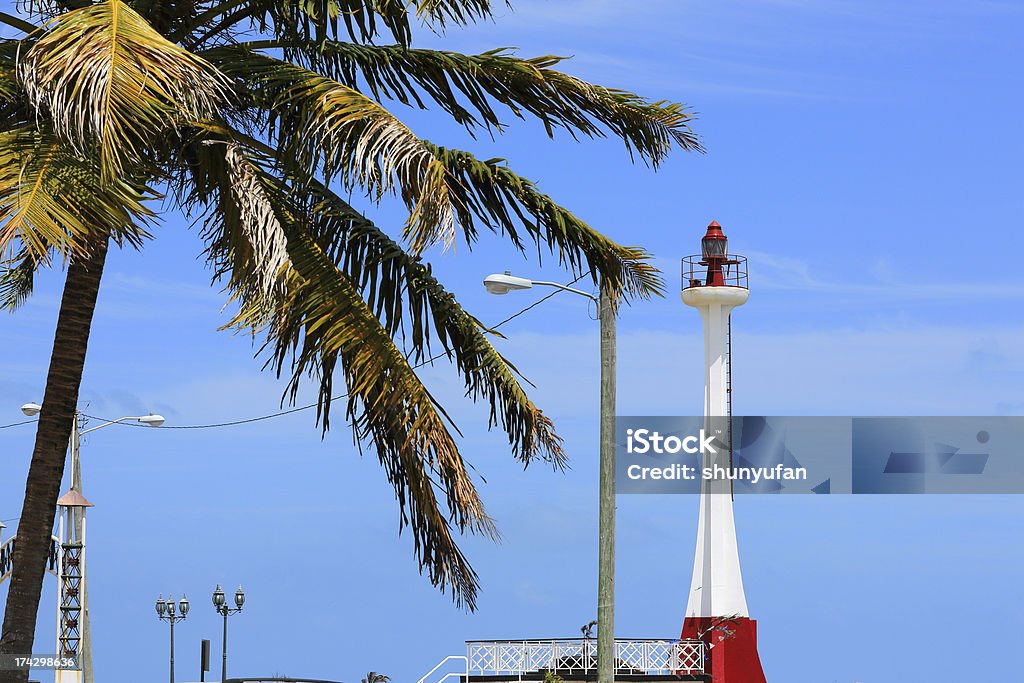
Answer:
top-left (679, 222), bottom-right (766, 683)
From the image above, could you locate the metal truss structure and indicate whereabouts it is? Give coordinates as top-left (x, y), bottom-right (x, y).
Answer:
top-left (57, 542), bottom-right (83, 661)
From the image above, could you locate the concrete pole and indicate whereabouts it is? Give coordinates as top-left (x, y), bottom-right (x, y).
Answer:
top-left (71, 414), bottom-right (92, 683)
top-left (597, 283), bottom-right (616, 683)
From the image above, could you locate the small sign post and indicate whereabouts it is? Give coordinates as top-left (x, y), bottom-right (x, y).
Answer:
top-left (200, 640), bottom-right (211, 682)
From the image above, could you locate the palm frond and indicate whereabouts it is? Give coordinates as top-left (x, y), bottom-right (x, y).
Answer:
top-left (0, 248), bottom-right (40, 311)
top-left (10, 2), bottom-right (74, 25)
top-left (177, 125), bottom-right (565, 466)
top-left (262, 238), bottom-right (493, 610)
top-left (190, 0), bottom-right (495, 48)
top-left (0, 40), bottom-right (36, 133)
top-left (222, 142), bottom-right (290, 304)
top-left (193, 141), bottom-right (495, 609)
top-left (411, 0), bottom-right (495, 31)
top-left (213, 54), bottom-right (462, 250)
top-left (0, 41), bottom-right (21, 105)
top-left (0, 126), bottom-right (154, 262)
top-left (283, 171), bottom-right (565, 467)
top-left (424, 142), bottom-right (664, 299)
top-left (0, 12), bottom-right (39, 35)
top-left (18, 0), bottom-right (233, 182)
top-left (220, 41), bottom-right (701, 165)
top-left (315, 43), bottom-right (703, 164)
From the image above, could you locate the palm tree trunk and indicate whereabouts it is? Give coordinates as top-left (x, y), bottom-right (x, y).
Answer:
top-left (0, 236), bottom-right (110, 683)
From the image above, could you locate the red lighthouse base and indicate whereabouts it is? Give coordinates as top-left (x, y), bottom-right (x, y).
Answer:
top-left (681, 616), bottom-right (767, 683)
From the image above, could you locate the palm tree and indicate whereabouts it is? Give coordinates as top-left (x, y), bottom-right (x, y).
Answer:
top-left (361, 671), bottom-right (390, 683)
top-left (0, 0), bottom-right (701, 675)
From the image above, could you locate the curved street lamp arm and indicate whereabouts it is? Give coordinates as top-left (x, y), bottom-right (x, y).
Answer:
top-left (78, 416), bottom-right (138, 436)
top-left (530, 281), bottom-right (599, 303)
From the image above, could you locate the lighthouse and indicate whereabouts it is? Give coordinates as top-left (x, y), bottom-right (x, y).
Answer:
top-left (679, 222), bottom-right (767, 683)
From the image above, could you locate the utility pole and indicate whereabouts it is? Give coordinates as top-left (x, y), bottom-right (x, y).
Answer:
top-left (69, 414), bottom-right (92, 683)
top-left (480, 273), bottom-right (619, 683)
top-left (597, 281), bottom-right (617, 683)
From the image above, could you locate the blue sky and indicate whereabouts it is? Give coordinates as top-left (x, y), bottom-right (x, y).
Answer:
top-left (2, 1), bottom-right (1024, 682)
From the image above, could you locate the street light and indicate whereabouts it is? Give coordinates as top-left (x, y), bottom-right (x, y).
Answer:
top-left (20, 402), bottom-right (166, 431)
top-left (155, 594), bottom-right (189, 683)
top-left (212, 584), bottom-right (245, 681)
top-left (19, 402), bottom-right (165, 683)
top-left (483, 272), bottom-right (597, 301)
top-left (483, 272), bottom-right (617, 683)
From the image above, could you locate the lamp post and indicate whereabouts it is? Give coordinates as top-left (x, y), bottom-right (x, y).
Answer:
top-left (483, 272), bottom-right (617, 683)
top-left (19, 402), bottom-right (165, 683)
top-left (212, 584), bottom-right (245, 681)
top-left (155, 594), bottom-right (189, 683)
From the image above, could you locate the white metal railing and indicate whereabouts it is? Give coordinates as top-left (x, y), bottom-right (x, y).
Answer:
top-left (466, 639), bottom-right (705, 677)
top-left (418, 656), bottom-right (468, 683)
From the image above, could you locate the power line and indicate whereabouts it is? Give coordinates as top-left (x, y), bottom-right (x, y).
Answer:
top-left (0, 419), bottom-right (36, 430)
top-left (489, 279), bottom-right (583, 328)
top-left (16, 275), bottom-right (589, 433)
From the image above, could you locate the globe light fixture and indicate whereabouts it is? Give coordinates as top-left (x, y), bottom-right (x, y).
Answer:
top-left (213, 584), bottom-right (226, 608)
top-left (155, 592), bottom-right (188, 683)
top-left (213, 583), bottom-right (247, 681)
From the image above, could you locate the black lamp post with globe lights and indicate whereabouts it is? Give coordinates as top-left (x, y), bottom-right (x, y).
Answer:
top-left (212, 584), bottom-right (245, 681)
top-left (155, 594), bottom-right (189, 683)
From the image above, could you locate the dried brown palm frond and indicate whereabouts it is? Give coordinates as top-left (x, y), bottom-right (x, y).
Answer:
top-left (18, 0), bottom-right (233, 183)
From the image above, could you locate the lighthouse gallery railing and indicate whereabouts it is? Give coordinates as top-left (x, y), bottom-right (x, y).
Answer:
top-left (680, 254), bottom-right (748, 290)
top-left (466, 639), bottom-right (705, 677)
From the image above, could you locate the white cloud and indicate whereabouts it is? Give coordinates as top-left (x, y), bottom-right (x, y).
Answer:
top-left (744, 248), bottom-right (1024, 301)
top-left (476, 321), bottom-right (1024, 419)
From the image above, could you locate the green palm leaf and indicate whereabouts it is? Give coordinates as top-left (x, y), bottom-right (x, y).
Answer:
top-left (213, 41), bottom-right (701, 166)
top-left (422, 142), bottom-right (663, 299)
top-left (276, 172), bottom-right (566, 467)
top-left (180, 127), bottom-right (564, 467)
top-left (0, 39), bottom-right (21, 100)
top-left (181, 0), bottom-right (495, 48)
top-left (18, 0), bottom-right (232, 182)
top-left (216, 54), bottom-right (463, 250)
top-left (298, 42), bottom-right (702, 165)
top-left (210, 142), bottom-right (495, 608)
top-left (0, 126), bottom-right (154, 262)
top-left (0, 248), bottom-right (38, 311)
